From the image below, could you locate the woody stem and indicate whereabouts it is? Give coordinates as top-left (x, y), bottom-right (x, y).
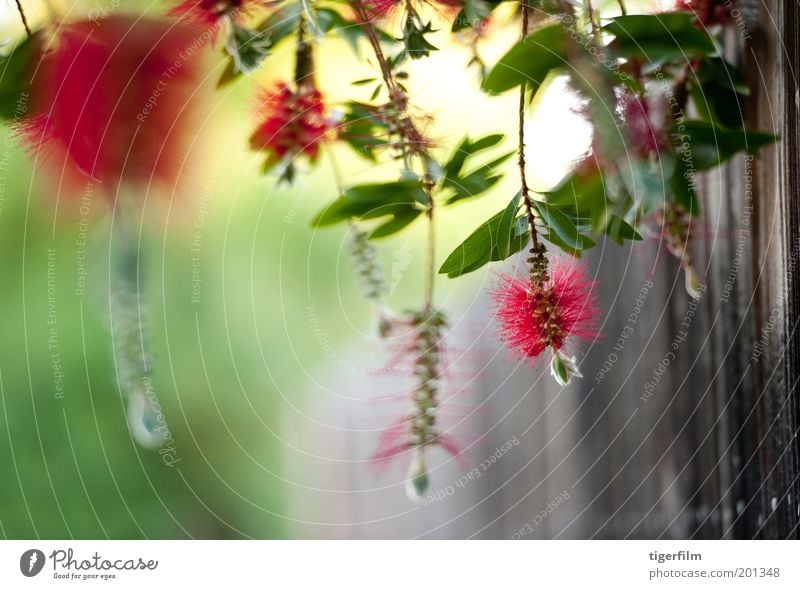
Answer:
top-left (518, 4), bottom-right (540, 253)
top-left (350, 0), bottom-right (437, 311)
top-left (15, 0), bottom-right (32, 37)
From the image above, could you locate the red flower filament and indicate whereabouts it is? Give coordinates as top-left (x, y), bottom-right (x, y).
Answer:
top-left (169, 0), bottom-right (258, 26)
top-left (249, 83), bottom-right (330, 168)
top-left (492, 260), bottom-right (600, 363)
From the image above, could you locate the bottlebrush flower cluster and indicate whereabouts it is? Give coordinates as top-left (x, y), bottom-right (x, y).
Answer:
top-left (372, 310), bottom-right (461, 500)
top-left (249, 82), bottom-right (332, 177)
top-left (492, 258), bottom-right (601, 384)
top-left (3, 0), bottom-right (775, 502)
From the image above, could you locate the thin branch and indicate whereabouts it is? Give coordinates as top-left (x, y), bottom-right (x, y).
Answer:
top-left (517, 3), bottom-right (538, 249)
top-left (15, 0), bottom-right (32, 38)
top-left (350, 0), bottom-right (437, 310)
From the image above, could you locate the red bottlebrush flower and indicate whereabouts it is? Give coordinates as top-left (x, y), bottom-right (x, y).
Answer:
top-left (17, 17), bottom-right (209, 195)
top-left (249, 82), bottom-right (330, 167)
top-left (619, 92), bottom-right (667, 159)
top-left (370, 310), bottom-right (462, 501)
top-left (675, 0), bottom-right (730, 26)
top-left (359, 0), bottom-right (462, 21)
top-left (169, 0), bottom-right (259, 26)
top-left (491, 259), bottom-right (601, 363)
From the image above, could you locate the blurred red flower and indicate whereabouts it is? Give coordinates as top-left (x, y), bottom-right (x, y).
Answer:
top-left (169, 0), bottom-right (259, 26)
top-left (18, 16), bottom-right (209, 195)
top-left (249, 82), bottom-right (331, 169)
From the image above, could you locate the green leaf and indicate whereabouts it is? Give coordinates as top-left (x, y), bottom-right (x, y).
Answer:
top-left (444, 151), bottom-right (514, 204)
top-left (605, 13), bottom-right (718, 61)
top-left (482, 23), bottom-right (567, 95)
top-left (316, 7), bottom-right (396, 55)
top-left (544, 166), bottom-right (608, 219)
top-left (312, 180), bottom-right (425, 227)
top-left (689, 59), bottom-right (748, 128)
top-left (675, 120), bottom-right (777, 170)
top-left (369, 208), bottom-right (422, 239)
top-left (452, 0), bottom-right (492, 32)
top-left (498, 192), bottom-right (522, 258)
top-left (401, 18), bottom-right (438, 60)
top-left (605, 215), bottom-right (642, 245)
top-left (438, 210), bottom-right (528, 278)
top-left (339, 101), bottom-right (392, 160)
top-left (532, 201), bottom-right (583, 250)
top-left (541, 231), bottom-right (595, 257)
top-left (0, 34), bottom-right (39, 119)
top-left (443, 134), bottom-right (504, 180)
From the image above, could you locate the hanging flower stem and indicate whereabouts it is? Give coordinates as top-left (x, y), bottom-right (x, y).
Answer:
top-left (518, 3), bottom-right (548, 285)
top-left (15, 0), bottom-right (32, 37)
top-left (350, 0), bottom-right (437, 311)
top-left (110, 195), bottom-right (169, 449)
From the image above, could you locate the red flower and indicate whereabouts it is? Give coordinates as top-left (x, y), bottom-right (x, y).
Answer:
top-left (491, 259), bottom-right (600, 363)
top-left (169, 0), bottom-right (259, 26)
top-left (675, 0), bottom-right (730, 26)
top-left (370, 310), bottom-right (462, 501)
top-left (249, 83), bottom-right (330, 166)
top-left (619, 92), bottom-right (666, 159)
top-left (18, 17), bottom-right (208, 195)
top-left (359, 0), bottom-right (462, 21)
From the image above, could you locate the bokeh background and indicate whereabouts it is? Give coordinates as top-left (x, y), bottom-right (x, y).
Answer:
top-left (2, 0), bottom-right (796, 540)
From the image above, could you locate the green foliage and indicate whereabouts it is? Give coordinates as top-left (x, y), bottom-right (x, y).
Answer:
top-left (481, 23), bottom-right (567, 95)
top-left (401, 18), bottom-right (439, 60)
top-left (338, 102), bottom-right (393, 161)
top-left (0, 33), bottom-right (39, 119)
top-left (220, 4), bottom-right (302, 84)
top-left (674, 120), bottom-right (777, 170)
top-left (438, 207), bottom-right (529, 278)
top-left (314, 133), bottom-right (513, 237)
top-left (312, 179), bottom-right (427, 238)
top-left (440, 135), bottom-right (515, 204)
top-left (604, 13), bottom-right (718, 62)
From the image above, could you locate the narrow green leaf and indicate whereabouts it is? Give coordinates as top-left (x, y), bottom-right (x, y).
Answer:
top-left (605, 215), bottom-right (642, 245)
top-left (498, 192), bottom-right (522, 258)
top-left (0, 34), bottom-right (39, 119)
top-left (368, 208), bottom-right (421, 239)
top-left (533, 201), bottom-right (583, 250)
top-left (439, 210), bottom-right (528, 278)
